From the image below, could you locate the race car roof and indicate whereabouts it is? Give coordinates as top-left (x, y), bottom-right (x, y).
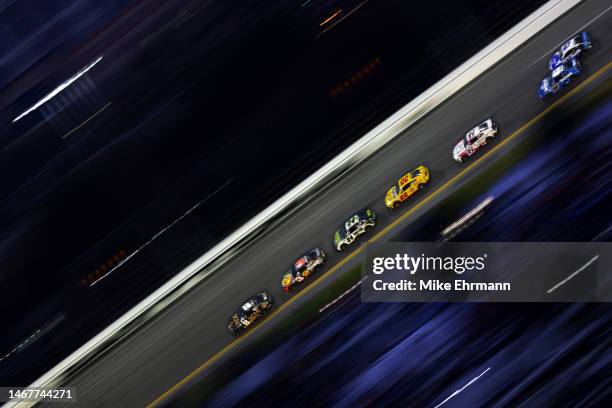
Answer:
top-left (552, 65), bottom-right (564, 78)
top-left (294, 257), bottom-right (307, 270)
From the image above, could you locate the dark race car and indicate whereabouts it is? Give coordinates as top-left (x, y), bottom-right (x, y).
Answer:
top-left (281, 248), bottom-right (326, 292)
top-left (227, 292), bottom-right (273, 336)
top-left (333, 209), bottom-right (376, 251)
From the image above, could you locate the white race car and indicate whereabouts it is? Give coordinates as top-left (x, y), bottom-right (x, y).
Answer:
top-left (548, 31), bottom-right (592, 70)
top-left (453, 119), bottom-right (497, 162)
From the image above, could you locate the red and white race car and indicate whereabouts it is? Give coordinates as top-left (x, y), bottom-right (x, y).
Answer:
top-left (281, 248), bottom-right (326, 292)
top-left (452, 119), bottom-right (498, 162)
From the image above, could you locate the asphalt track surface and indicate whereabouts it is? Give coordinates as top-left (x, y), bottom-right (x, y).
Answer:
top-left (42, 1), bottom-right (612, 407)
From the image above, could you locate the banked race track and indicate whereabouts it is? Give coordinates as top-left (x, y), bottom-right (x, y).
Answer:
top-left (25, 0), bottom-right (612, 407)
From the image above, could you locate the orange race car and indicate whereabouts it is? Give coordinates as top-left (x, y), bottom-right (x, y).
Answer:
top-left (281, 248), bottom-right (326, 292)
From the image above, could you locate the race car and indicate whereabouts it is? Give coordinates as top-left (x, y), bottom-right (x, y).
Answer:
top-left (538, 58), bottom-right (581, 99)
top-left (227, 292), bottom-right (272, 336)
top-left (385, 165), bottom-right (430, 209)
top-left (333, 209), bottom-right (376, 251)
top-left (452, 118), bottom-right (497, 162)
top-left (281, 248), bottom-right (326, 292)
top-left (548, 31), bottom-right (592, 70)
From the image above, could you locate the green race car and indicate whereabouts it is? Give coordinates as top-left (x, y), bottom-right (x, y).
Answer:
top-left (333, 209), bottom-right (376, 251)
top-left (227, 292), bottom-right (273, 336)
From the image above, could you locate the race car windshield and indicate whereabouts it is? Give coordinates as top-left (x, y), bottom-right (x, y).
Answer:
top-left (466, 129), bottom-right (476, 142)
top-left (410, 169), bottom-right (420, 178)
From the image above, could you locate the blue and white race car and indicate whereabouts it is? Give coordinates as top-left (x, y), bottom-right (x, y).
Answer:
top-left (538, 58), bottom-right (581, 99)
top-left (548, 31), bottom-right (592, 70)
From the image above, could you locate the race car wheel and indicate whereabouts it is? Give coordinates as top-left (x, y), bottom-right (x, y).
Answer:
top-left (393, 202), bottom-right (399, 209)
top-left (419, 183), bottom-right (424, 190)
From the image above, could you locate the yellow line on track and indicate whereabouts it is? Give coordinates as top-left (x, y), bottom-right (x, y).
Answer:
top-left (147, 62), bottom-right (611, 408)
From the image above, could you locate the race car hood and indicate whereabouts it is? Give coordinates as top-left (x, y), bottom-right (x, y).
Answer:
top-left (255, 292), bottom-right (271, 303)
top-left (580, 31), bottom-right (591, 48)
top-left (453, 140), bottom-right (466, 160)
top-left (363, 208), bottom-right (376, 221)
top-left (312, 248), bottom-right (325, 259)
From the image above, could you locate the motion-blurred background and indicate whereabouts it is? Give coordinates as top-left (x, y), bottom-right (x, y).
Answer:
top-left (0, 0), bottom-right (548, 386)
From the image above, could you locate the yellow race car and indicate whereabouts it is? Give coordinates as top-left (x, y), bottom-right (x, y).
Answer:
top-left (385, 165), bottom-right (429, 209)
